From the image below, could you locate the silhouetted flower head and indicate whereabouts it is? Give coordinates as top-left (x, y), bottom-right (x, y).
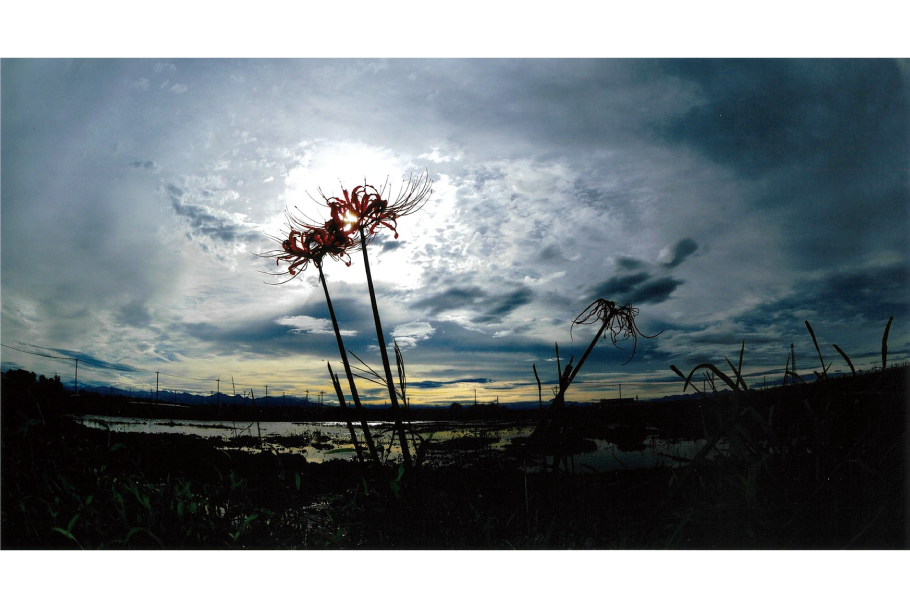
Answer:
top-left (571, 298), bottom-right (662, 364)
top-left (321, 170), bottom-right (433, 244)
top-left (261, 212), bottom-right (354, 282)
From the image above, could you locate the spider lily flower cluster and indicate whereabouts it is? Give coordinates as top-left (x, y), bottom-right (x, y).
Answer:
top-left (275, 219), bottom-right (353, 277)
top-left (320, 171), bottom-right (433, 244)
top-left (264, 170), bottom-right (432, 278)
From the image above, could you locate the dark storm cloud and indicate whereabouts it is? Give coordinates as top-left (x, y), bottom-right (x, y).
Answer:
top-left (163, 182), bottom-right (257, 244)
top-left (39, 346), bottom-right (143, 373)
top-left (410, 377), bottom-right (495, 389)
top-left (413, 287), bottom-right (487, 316)
top-left (114, 300), bottom-right (152, 328)
top-left (129, 160), bottom-right (159, 171)
top-left (615, 256), bottom-right (647, 271)
top-left (655, 60), bottom-right (909, 175)
top-left (178, 293), bottom-right (381, 358)
top-left (471, 287), bottom-right (535, 324)
top-left (738, 263), bottom-right (909, 329)
top-left (591, 273), bottom-right (684, 305)
top-left (627, 277), bottom-right (683, 305)
top-left (660, 238), bottom-right (698, 268)
top-left (411, 284), bottom-right (535, 324)
top-left (652, 262), bottom-right (910, 371)
top-left (536, 244), bottom-right (569, 264)
top-left (424, 59), bottom-right (697, 154)
top-left (652, 59), bottom-right (910, 271)
top-left (372, 233), bottom-right (405, 253)
top-left (592, 272), bottom-right (650, 296)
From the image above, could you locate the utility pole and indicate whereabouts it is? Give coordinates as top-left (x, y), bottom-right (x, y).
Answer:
top-left (265, 385), bottom-right (269, 407)
top-left (619, 383), bottom-right (622, 400)
top-left (217, 378), bottom-right (220, 407)
top-left (155, 371), bottom-right (159, 404)
top-left (74, 358), bottom-right (79, 393)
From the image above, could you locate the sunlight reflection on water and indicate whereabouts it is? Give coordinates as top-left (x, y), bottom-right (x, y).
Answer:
top-left (73, 416), bottom-right (707, 472)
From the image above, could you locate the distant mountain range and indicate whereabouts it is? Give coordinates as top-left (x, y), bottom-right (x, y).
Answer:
top-left (61, 380), bottom-right (709, 409)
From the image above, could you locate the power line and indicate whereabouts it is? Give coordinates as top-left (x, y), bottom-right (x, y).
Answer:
top-left (158, 370), bottom-right (217, 382)
top-left (2, 343), bottom-right (75, 361)
top-left (1, 343), bottom-right (141, 372)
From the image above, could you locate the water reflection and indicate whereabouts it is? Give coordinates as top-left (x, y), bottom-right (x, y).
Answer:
top-left (73, 415), bottom-right (707, 472)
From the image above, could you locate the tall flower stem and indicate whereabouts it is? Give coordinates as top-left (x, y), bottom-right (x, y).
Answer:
top-left (358, 225), bottom-right (413, 470)
top-left (328, 361), bottom-right (366, 466)
top-left (317, 261), bottom-right (381, 467)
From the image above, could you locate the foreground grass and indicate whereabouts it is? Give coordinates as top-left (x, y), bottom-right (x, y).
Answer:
top-left (2, 365), bottom-right (906, 549)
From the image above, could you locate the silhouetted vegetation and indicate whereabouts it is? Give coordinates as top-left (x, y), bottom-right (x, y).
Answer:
top-left (3, 353), bottom-right (906, 548)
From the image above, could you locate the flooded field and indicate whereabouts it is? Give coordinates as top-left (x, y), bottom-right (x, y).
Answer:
top-left (74, 415), bottom-right (709, 472)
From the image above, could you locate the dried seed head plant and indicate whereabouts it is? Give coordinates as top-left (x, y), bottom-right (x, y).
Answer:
top-left (571, 299), bottom-right (662, 365)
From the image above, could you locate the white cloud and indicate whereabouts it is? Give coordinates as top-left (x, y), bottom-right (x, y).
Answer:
top-left (391, 321), bottom-right (436, 349)
top-left (276, 315), bottom-right (356, 336)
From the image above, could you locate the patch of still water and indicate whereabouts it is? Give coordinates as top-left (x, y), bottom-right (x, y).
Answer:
top-left (73, 416), bottom-right (707, 472)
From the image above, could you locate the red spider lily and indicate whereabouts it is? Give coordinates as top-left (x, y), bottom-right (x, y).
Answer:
top-left (322, 170), bottom-right (433, 243)
top-left (264, 217), bottom-right (354, 281)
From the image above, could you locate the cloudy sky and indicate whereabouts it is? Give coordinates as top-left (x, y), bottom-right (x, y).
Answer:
top-left (2, 58), bottom-right (908, 406)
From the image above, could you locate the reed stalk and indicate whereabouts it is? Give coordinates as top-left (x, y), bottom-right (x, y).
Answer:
top-left (882, 316), bottom-right (894, 370)
top-left (317, 261), bottom-right (381, 467)
top-left (805, 320), bottom-right (828, 380)
top-left (358, 224), bottom-right (412, 470)
top-left (328, 361), bottom-right (366, 465)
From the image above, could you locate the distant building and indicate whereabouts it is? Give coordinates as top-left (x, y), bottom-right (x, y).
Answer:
top-left (597, 397), bottom-right (636, 406)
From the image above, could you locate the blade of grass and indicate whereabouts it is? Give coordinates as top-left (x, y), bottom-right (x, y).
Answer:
top-left (724, 356), bottom-right (747, 391)
top-left (882, 316), bottom-right (894, 370)
top-left (681, 363), bottom-right (740, 393)
top-left (670, 365), bottom-right (703, 395)
top-left (328, 361), bottom-right (365, 466)
top-left (532, 364), bottom-right (543, 409)
top-left (832, 344), bottom-right (856, 376)
top-left (737, 340), bottom-right (745, 386)
top-left (805, 320), bottom-right (828, 380)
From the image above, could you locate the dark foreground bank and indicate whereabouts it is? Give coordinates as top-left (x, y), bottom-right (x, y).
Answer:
top-left (2, 365), bottom-right (907, 549)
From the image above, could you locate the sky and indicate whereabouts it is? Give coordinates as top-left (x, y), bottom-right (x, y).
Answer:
top-left (2, 58), bottom-right (909, 406)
